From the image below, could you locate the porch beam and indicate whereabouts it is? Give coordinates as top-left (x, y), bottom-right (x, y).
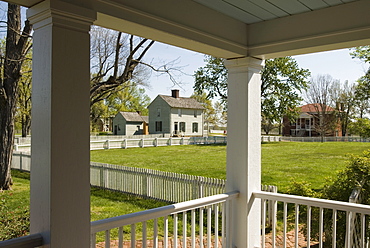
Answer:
top-left (27, 1), bottom-right (96, 247)
top-left (225, 57), bottom-right (263, 248)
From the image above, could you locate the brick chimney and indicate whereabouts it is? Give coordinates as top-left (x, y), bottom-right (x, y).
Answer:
top-left (172, 89), bottom-right (179, 98)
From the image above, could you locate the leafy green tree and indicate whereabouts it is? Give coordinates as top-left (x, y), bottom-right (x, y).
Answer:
top-left (90, 82), bottom-right (151, 131)
top-left (351, 46), bottom-right (370, 117)
top-left (193, 56), bottom-right (227, 102)
top-left (349, 118), bottom-right (370, 138)
top-left (193, 56), bottom-right (310, 131)
top-left (191, 92), bottom-right (217, 131)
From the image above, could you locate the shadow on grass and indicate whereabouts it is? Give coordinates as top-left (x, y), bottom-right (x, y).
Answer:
top-left (11, 169), bottom-right (30, 180)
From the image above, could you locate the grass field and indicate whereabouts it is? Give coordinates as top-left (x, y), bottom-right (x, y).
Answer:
top-left (3, 141), bottom-right (370, 241)
top-left (91, 142), bottom-right (370, 192)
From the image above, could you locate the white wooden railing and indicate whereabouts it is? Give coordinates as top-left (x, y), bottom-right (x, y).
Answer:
top-left (0, 233), bottom-right (43, 248)
top-left (90, 191), bottom-right (239, 248)
top-left (254, 191), bottom-right (370, 248)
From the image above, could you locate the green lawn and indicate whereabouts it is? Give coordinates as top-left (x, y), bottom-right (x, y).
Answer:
top-left (3, 141), bottom-right (370, 241)
top-left (91, 142), bottom-right (370, 192)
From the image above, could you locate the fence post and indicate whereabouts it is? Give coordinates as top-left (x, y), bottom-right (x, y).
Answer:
top-left (14, 144), bottom-right (19, 152)
top-left (105, 140), bottom-right (110, 149)
top-left (181, 137), bottom-right (184, 145)
top-left (141, 138), bottom-right (144, 148)
top-left (154, 138), bottom-right (158, 147)
top-left (169, 137), bottom-right (172, 146)
top-left (124, 139), bottom-right (127, 149)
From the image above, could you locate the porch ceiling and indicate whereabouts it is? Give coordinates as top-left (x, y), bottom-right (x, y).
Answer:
top-left (8, 0), bottom-right (370, 58)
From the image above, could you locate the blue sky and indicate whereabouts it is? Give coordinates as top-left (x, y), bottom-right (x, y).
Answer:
top-left (144, 42), bottom-right (368, 100)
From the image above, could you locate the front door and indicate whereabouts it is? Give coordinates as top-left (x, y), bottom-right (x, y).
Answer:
top-left (174, 122), bottom-right (178, 135)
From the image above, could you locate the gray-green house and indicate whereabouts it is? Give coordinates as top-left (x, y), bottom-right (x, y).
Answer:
top-left (148, 90), bottom-right (204, 136)
top-left (112, 112), bottom-right (148, 135)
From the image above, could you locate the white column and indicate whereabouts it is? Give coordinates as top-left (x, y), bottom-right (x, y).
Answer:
top-left (27, 1), bottom-right (96, 247)
top-left (225, 57), bottom-right (263, 248)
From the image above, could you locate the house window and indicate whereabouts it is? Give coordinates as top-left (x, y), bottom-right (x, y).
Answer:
top-left (157, 108), bottom-right (161, 117)
top-left (192, 122), bottom-right (198, 133)
top-left (178, 109), bottom-right (182, 117)
top-left (179, 122), bottom-right (185, 132)
top-left (155, 121), bottom-right (162, 132)
top-left (194, 110), bottom-right (197, 118)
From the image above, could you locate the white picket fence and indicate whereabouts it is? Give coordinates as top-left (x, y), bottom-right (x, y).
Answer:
top-left (90, 162), bottom-right (226, 203)
top-left (14, 136), bottom-right (227, 152)
top-left (12, 152), bottom-right (276, 203)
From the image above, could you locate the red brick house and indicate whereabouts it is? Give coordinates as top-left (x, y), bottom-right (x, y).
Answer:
top-left (282, 103), bottom-right (342, 137)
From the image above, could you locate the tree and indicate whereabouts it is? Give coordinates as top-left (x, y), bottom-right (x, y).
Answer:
top-left (349, 118), bottom-right (370, 139)
top-left (330, 80), bottom-right (356, 136)
top-left (304, 74), bottom-right (339, 140)
top-left (0, 4), bottom-right (32, 190)
top-left (89, 26), bottom-right (181, 131)
top-left (90, 82), bottom-right (151, 131)
top-left (15, 49), bottom-right (32, 137)
top-left (193, 56), bottom-right (227, 104)
top-left (193, 56), bottom-right (310, 131)
top-left (261, 57), bottom-right (310, 133)
top-left (351, 46), bottom-right (370, 118)
top-left (190, 92), bottom-right (217, 131)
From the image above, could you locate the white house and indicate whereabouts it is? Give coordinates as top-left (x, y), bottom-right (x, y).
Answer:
top-left (112, 111), bottom-right (148, 135)
top-left (2, 0), bottom-right (369, 247)
top-left (148, 90), bottom-right (205, 137)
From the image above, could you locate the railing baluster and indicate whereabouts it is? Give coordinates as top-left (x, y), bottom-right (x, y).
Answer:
top-left (332, 209), bottom-right (337, 248)
top-left (183, 211), bottom-right (187, 248)
top-left (362, 213), bottom-right (365, 248)
top-left (221, 203), bottom-right (225, 248)
top-left (272, 199), bottom-right (277, 248)
top-left (295, 204), bottom-right (299, 248)
top-left (319, 207), bottom-right (323, 248)
top-left (200, 207), bottom-right (204, 248)
top-left (346, 210), bottom-right (352, 248)
top-left (262, 199), bottom-right (266, 248)
top-left (154, 218), bottom-right (158, 248)
top-left (307, 206), bottom-right (311, 248)
top-left (164, 216), bottom-right (168, 248)
top-left (131, 224), bottom-right (135, 248)
top-left (214, 204), bottom-right (219, 248)
top-left (191, 209), bottom-right (196, 248)
top-left (143, 221), bottom-right (147, 248)
top-left (105, 230), bottom-right (110, 248)
top-left (283, 202), bottom-right (287, 248)
top-left (174, 214), bottom-right (178, 248)
top-left (207, 207), bottom-right (212, 248)
top-left (118, 226), bottom-right (123, 248)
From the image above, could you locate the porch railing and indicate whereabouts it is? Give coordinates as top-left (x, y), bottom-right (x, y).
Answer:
top-left (90, 191), bottom-right (239, 248)
top-left (254, 191), bottom-right (370, 248)
top-left (0, 233), bottom-right (43, 248)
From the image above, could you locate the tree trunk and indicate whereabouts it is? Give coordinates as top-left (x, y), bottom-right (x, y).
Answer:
top-left (0, 4), bottom-right (31, 190)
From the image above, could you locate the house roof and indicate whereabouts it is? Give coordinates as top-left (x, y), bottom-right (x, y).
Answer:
top-left (118, 112), bottom-right (146, 122)
top-left (300, 103), bottom-right (336, 113)
top-left (157, 95), bottom-right (205, 110)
